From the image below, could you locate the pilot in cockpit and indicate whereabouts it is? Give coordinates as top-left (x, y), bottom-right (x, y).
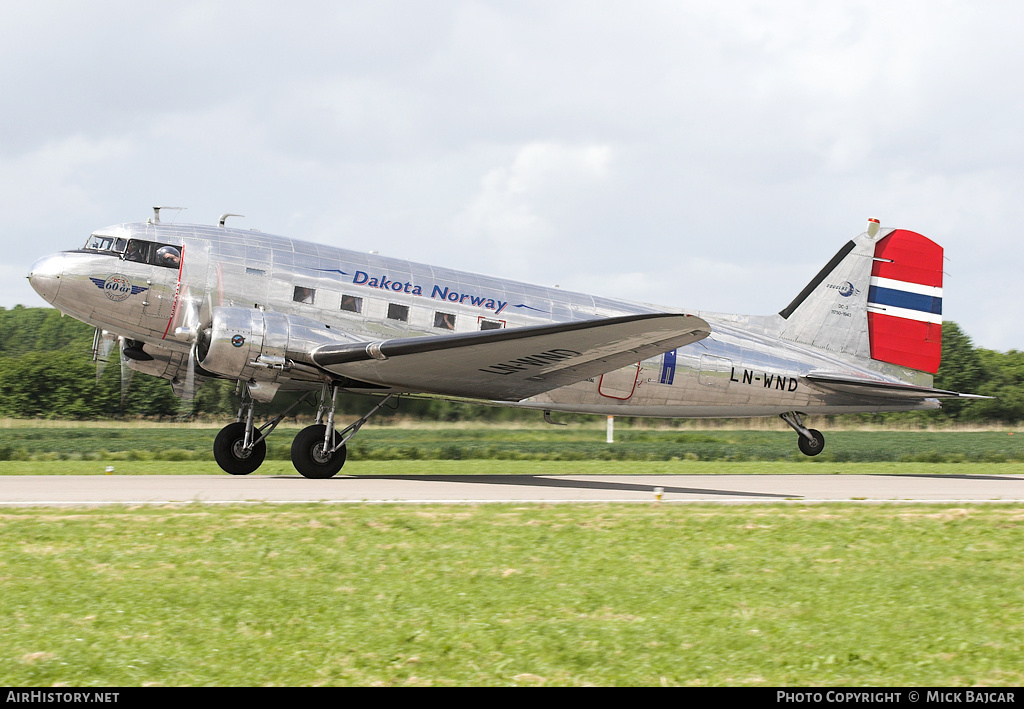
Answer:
top-left (155, 245), bottom-right (181, 268)
top-left (125, 241), bottom-right (146, 263)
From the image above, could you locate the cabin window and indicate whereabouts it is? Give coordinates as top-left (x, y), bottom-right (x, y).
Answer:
top-left (293, 286), bottom-right (316, 305)
top-left (479, 318), bottom-right (505, 331)
top-left (433, 311), bottom-right (456, 330)
top-left (341, 294), bottom-right (362, 314)
top-left (387, 303), bottom-right (409, 322)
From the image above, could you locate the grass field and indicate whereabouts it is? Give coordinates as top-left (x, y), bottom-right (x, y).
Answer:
top-left (2, 423), bottom-right (1022, 686)
top-left (1, 503), bottom-right (1022, 686)
top-left (0, 424), bottom-right (1021, 465)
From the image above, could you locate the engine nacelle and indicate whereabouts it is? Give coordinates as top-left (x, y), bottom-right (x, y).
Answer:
top-left (200, 306), bottom-right (363, 390)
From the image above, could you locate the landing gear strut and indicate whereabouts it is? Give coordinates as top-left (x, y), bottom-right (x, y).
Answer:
top-left (211, 382), bottom-right (397, 477)
top-left (290, 386), bottom-right (397, 479)
top-left (781, 412), bottom-right (825, 457)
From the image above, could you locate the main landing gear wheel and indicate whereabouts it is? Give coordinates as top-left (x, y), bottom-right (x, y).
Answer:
top-left (213, 421), bottom-right (266, 475)
top-left (291, 424), bottom-right (348, 479)
top-left (797, 428), bottom-right (825, 457)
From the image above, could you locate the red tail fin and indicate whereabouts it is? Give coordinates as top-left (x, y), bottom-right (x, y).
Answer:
top-left (867, 230), bottom-right (943, 373)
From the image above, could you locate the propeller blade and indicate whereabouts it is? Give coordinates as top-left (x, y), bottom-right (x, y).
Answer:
top-left (175, 344), bottom-right (198, 418)
top-left (96, 337), bottom-right (115, 383)
top-left (119, 337), bottom-right (135, 407)
top-left (176, 298), bottom-right (202, 418)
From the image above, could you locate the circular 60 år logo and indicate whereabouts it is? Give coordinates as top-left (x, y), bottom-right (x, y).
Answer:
top-left (102, 274), bottom-right (133, 302)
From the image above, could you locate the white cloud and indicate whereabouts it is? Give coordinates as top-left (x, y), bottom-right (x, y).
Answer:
top-left (452, 142), bottom-right (612, 274)
top-left (0, 134), bottom-right (135, 228)
top-left (4, 1), bottom-right (1024, 349)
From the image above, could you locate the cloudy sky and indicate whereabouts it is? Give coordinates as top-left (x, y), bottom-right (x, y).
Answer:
top-left (4, 1), bottom-right (1023, 350)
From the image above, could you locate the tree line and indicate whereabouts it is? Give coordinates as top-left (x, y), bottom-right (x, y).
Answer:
top-left (0, 305), bottom-right (1019, 423)
top-left (0, 306), bottom-right (520, 422)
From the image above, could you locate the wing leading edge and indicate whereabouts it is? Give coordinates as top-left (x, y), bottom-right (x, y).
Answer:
top-left (312, 313), bottom-right (711, 400)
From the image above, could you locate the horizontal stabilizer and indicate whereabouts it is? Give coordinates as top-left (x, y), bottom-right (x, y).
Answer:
top-left (805, 371), bottom-right (990, 400)
top-left (313, 313), bottom-right (710, 400)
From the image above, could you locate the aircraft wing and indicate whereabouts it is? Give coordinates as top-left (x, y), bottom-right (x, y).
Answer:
top-left (804, 371), bottom-right (991, 400)
top-left (312, 313), bottom-right (710, 400)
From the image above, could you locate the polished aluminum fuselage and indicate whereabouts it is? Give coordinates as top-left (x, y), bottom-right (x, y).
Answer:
top-left (30, 221), bottom-right (939, 417)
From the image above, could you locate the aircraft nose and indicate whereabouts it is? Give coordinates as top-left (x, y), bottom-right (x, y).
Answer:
top-left (27, 253), bottom-right (64, 304)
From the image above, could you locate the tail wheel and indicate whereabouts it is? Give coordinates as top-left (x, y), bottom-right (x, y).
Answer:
top-left (291, 424), bottom-right (348, 479)
top-left (213, 421), bottom-right (266, 475)
top-left (797, 429), bottom-right (825, 457)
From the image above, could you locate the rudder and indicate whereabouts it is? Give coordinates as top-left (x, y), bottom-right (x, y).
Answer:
top-left (867, 230), bottom-right (943, 373)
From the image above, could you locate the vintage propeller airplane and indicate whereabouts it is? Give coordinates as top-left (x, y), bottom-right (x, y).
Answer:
top-left (27, 208), bottom-right (983, 478)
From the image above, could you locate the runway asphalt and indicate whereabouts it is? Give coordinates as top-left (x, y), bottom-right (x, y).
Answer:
top-left (1, 473), bottom-right (1023, 505)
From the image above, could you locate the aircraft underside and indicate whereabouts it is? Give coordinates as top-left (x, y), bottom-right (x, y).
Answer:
top-left (196, 365), bottom-right (942, 478)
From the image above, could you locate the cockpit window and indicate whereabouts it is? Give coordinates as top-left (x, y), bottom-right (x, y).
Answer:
top-left (84, 234), bottom-right (127, 254)
top-left (155, 245), bottom-right (181, 269)
top-left (81, 235), bottom-right (181, 269)
top-left (123, 239), bottom-right (182, 269)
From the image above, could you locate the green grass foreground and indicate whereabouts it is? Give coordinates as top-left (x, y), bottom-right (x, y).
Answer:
top-left (1, 503), bottom-right (1022, 686)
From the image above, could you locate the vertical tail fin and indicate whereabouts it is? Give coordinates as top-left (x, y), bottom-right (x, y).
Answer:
top-left (779, 227), bottom-right (943, 374)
